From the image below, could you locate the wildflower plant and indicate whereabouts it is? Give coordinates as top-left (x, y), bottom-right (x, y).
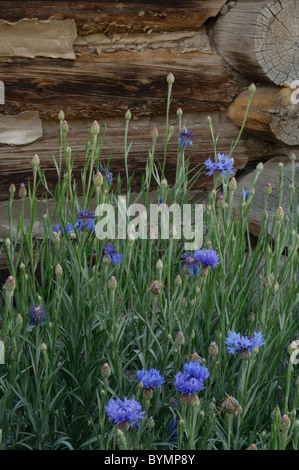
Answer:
top-left (0, 74), bottom-right (298, 451)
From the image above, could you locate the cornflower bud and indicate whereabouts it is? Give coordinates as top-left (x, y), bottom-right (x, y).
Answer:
top-left (167, 72), bottom-right (174, 84)
top-left (9, 184), bottom-right (16, 197)
top-left (41, 342), bottom-right (47, 353)
top-left (265, 183), bottom-right (272, 195)
top-left (58, 110), bottom-right (65, 121)
top-left (176, 107), bottom-right (183, 118)
top-left (279, 415), bottom-right (290, 433)
top-left (288, 341), bottom-right (299, 356)
top-left (174, 275), bottom-right (182, 288)
top-left (94, 172), bottom-right (104, 187)
top-left (19, 183), bottom-right (27, 198)
top-left (90, 120), bottom-right (100, 136)
top-left (5, 238), bottom-right (11, 249)
top-left (151, 127), bottom-right (158, 140)
top-left (108, 276), bottom-right (117, 291)
top-left (275, 206), bottom-right (284, 222)
top-left (156, 259), bottom-right (163, 272)
top-left (256, 162), bottom-right (263, 172)
top-left (228, 177), bottom-right (237, 192)
top-left (101, 363), bottom-right (111, 379)
top-left (174, 331), bottom-right (185, 347)
top-left (248, 83), bottom-right (256, 94)
top-left (289, 152), bottom-right (296, 162)
top-left (31, 154), bottom-right (40, 168)
top-left (220, 395), bottom-right (242, 416)
top-left (125, 109), bottom-right (131, 121)
top-left (55, 264), bottom-right (63, 278)
top-left (16, 313), bottom-right (23, 328)
top-left (3, 276), bottom-right (16, 294)
top-left (62, 120), bottom-right (69, 134)
top-left (248, 443), bottom-right (257, 450)
top-left (209, 341), bottom-right (219, 358)
top-left (217, 195), bottom-right (225, 209)
top-left (116, 429), bottom-right (127, 449)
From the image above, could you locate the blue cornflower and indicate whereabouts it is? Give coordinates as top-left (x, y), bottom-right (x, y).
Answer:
top-left (204, 153), bottom-right (234, 177)
top-left (183, 362), bottom-right (210, 383)
top-left (102, 243), bottom-right (125, 265)
top-left (174, 372), bottom-right (205, 395)
top-left (193, 248), bottom-right (220, 269)
top-left (181, 252), bottom-right (200, 276)
top-left (226, 330), bottom-right (265, 355)
top-left (137, 368), bottom-right (165, 390)
top-left (105, 397), bottom-right (145, 427)
top-left (179, 127), bottom-right (194, 148)
top-left (73, 210), bottom-right (96, 233)
top-left (28, 305), bottom-right (47, 327)
top-left (242, 190), bottom-right (250, 201)
top-left (99, 167), bottom-right (113, 184)
top-left (52, 223), bottom-right (73, 234)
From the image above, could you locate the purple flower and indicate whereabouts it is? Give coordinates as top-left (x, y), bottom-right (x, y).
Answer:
top-left (28, 305), bottom-right (47, 327)
top-left (226, 331), bottom-right (265, 355)
top-left (204, 153), bottom-right (234, 177)
top-left (181, 252), bottom-right (200, 276)
top-left (102, 243), bottom-right (125, 265)
top-left (193, 249), bottom-right (220, 269)
top-left (183, 362), bottom-right (210, 382)
top-left (137, 369), bottom-right (165, 390)
top-left (105, 397), bottom-right (145, 426)
top-left (99, 167), bottom-right (113, 184)
top-left (52, 223), bottom-right (73, 234)
top-left (73, 210), bottom-right (96, 233)
top-left (174, 372), bottom-right (205, 395)
top-left (179, 127), bottom-right (194, 148)
top-left (242, 190), bottom-right (250, 201)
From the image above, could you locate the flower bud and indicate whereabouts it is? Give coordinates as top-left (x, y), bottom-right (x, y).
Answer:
top-left (90, 120), bottom-right (100, 136)
top-left (3, 276), bottom-right (16, 294)
top-left (288, 341), bottom-right (299, 356)
top-left (176, 107), bottom-right (183, 117)
top-left (161, 178), bottom-right (168, 187)
top-left (58, 110), bottom-right (65, 121)
top-left (94, 172), bottom-right (104, 187)
top-left (62, 120), bottom-right (69, 134)
top-left (190, 394), bottom-right (200, 408)
top-left (275, 206), bottom-right (284, 222)
top-left (228, 177), bottom-right (237, 192)
top-left (16, 313), bottom-right (23, 328)
top-left (116, 428), bottom-right (127, 449)
top-left (41, 342), bottom-right (47, 353)
top-left (151, 127), bottom-right (158, 140)
top-left (265, 183), bottom-right (272, 195)
top-left (174, 275), bottom-right (182, 288)
top-left (167, 72), bottom-right (174, 85)
top-left (248, 443), bottom-right (257, 450)
top-left (209, 341), bottom-right (219, 358)
top-left (220, 395), bottom-right (242, 416)
top-left (5, 238), bottom-right (11, 249)
top-left (55, 264), bottom-right (63, 278)
top-left (108, 276), bottom-right (117, 291)
top-left (289, 152), bottom-right (296, 162)
top-left (217, 195), bottom-right (226, 209)
top-left (156, 259), bottom-right (163, 272)
top-left (9, 184), bottom-right (16, 197)
top-left (279, 415), bottom-right (290, 433)
top-left (143, 387), bottom-right (153, 401)
top-left (248, 83), bottom-right (256, 94)
top-left (125, 109), bottom-right (131, 121)
top-left (174, 331), bottom-right (185, 347)
top-left (101, 363), bottom-right (111, 379)
top-left (19, 183), bottom-right (27, 198)
top-left (148, 416), bottom-right (155, 429)
top-left (256, 162), bottom-right (263, 172)
top-left (31, 154), bottom-right (40, 168)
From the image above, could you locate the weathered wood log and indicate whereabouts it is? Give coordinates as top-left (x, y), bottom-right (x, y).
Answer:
top-left (232, 154), bottom-right (299, 239)
top-left (211, 0), bottom-right (299, 86)
top-left (0, 112), bottom-right (284, 200)
top-left (0, 48), bottom-right (247, 120)
top-left (227, 86), bottom-right (299, 146)
top-left (0, 1), bottom-right (227, 34)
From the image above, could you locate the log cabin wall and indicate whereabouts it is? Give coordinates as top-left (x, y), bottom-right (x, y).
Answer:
top-left (0, 0), bottom-right (298, 201)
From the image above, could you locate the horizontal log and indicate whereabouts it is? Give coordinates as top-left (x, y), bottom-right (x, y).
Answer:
top-left (227, 87), bottom-right (299, 146)
top-left (0, 112), bottom-right (282, 200)
top-left (233, 154), bottom-right (299, 239)
top-left (0, 1), bottom-right (227, 33)
top-left (211, 0), bottom-right (299, 86)
top-left (0, 50), bottom-right (247, 119)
